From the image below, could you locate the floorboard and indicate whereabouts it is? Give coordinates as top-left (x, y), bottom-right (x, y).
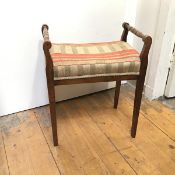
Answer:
top-left (0, 130), bottom-right (9, 175)
top-left (0, 111), bottom-right (60, 175)
top-left (1, 84), bottom-right (175, 175)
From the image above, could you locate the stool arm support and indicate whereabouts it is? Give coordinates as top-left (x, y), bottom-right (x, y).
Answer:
top-left (122, 22), bottom-right (147, 42)
top-left (42, 24), bottom-right (52, 50)
top-left (121, 22), bottom-right (152, 59)
top-left (41, 24), bottom-right (53, 71)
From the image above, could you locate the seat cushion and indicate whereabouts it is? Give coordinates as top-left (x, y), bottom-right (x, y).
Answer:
top-left (50, 41), bottom-right (140, 80)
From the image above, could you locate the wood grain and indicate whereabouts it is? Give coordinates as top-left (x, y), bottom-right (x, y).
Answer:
top-left (121, 85), bottom-right (175, 140)
top-left (62, 101), bottom-right (136, 175)
top-left (35, 106), bottom-right (113, 175)
top-left (1, 112), bottom-right (60, 175)
top-left (75, 95), bottom-right (161, 175)
top-left (1, 85), bottom-right (175, 174)
top-left (0, 130), bottom-right (9, 175)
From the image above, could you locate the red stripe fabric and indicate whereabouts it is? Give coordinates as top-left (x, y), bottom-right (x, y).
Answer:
top-left (51, 49), bottom-right (138, 58)
top-left (52, 55), bottom-right (140, 62)
top-left (51, 50), bottom-right (139, 61)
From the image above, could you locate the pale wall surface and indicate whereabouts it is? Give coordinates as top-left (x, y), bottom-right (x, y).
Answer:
top-left (133, 0), bottom-right (173, 100)
top-left (0, 0), bottom-right (136, 116)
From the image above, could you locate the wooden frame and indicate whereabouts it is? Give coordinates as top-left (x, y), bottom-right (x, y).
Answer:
top-left (41, 22), bottom-right (152, 146)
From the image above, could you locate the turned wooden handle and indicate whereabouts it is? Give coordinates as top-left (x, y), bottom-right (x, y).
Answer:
top-left (41, 24), bottom-right (52, 49)
top-left (122, 22), bottom-right (147, 41)
top-left (42, 24), bottom-right (50, 42)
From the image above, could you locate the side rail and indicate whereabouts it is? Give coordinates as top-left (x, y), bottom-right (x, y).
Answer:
top-left (121, 22), bottom-right (152, 60)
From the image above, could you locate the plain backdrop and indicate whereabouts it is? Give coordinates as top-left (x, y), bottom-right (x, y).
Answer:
top-left (0, 0), bottom-right (139, 116)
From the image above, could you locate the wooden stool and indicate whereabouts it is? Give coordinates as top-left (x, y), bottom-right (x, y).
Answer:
top-left (41, 22), bottom-right (152, 146)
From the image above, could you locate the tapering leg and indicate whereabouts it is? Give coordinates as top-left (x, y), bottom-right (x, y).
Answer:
top-left (114, 81), bottom-right (121, 109)
top-left (131, 78), bottom-right (144, 138)
top-left (47, 71), bottom-right (58, 146)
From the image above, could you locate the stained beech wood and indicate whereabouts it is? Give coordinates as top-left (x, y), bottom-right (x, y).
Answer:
top-left (54, 75), bottom-right (139, 85)
top-left (41, 22), bottom-right (152, 146)
top-left (114, 81), bottom-right (121, 109)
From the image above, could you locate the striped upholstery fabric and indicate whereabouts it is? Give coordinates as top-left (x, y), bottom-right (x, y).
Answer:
top-left (50, 41), bottom-right (140, 80)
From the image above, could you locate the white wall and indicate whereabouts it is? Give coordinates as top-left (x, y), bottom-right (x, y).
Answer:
top-left (150, 0), bottom-right (175, 99)
top-left (0, 0), bottom-right (137, 116)
top-left (131, 0), bottom-right (161, 98)
top-left (144, 0), bottom-right (171, 99)
top-left (131, 0), bottom-right (172, 100)
top-left (163, 0), bottom-right (175, 97)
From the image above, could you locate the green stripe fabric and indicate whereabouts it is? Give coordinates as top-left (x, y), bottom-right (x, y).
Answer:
top-left (49, 41), bottom-right (140, 80)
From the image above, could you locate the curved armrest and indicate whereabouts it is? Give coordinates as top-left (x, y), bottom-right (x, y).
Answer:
top-left (122, 22), bottom-right (147, 41)
top-left (121, 22), bottom-right (152, 60)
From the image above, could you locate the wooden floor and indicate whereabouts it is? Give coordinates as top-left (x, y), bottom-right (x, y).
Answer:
top-left (1, 84), bottom-right (175, 175)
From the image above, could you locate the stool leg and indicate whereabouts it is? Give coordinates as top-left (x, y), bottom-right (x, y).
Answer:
top-left (114, 81), bottom-right (121, 109)
top-left (47, 72), bottom-right (58, 146)
top-left (131, 78), bottom-right (144, 138)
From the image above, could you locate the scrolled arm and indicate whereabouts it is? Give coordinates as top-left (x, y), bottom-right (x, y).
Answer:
top-left (41, 24), bottom-right (52, 49)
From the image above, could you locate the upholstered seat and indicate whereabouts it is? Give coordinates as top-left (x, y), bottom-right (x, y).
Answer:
top-left (42, 23), bottom-right (152, 146)
top-left (50, 41), bottom-right (140, 80)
